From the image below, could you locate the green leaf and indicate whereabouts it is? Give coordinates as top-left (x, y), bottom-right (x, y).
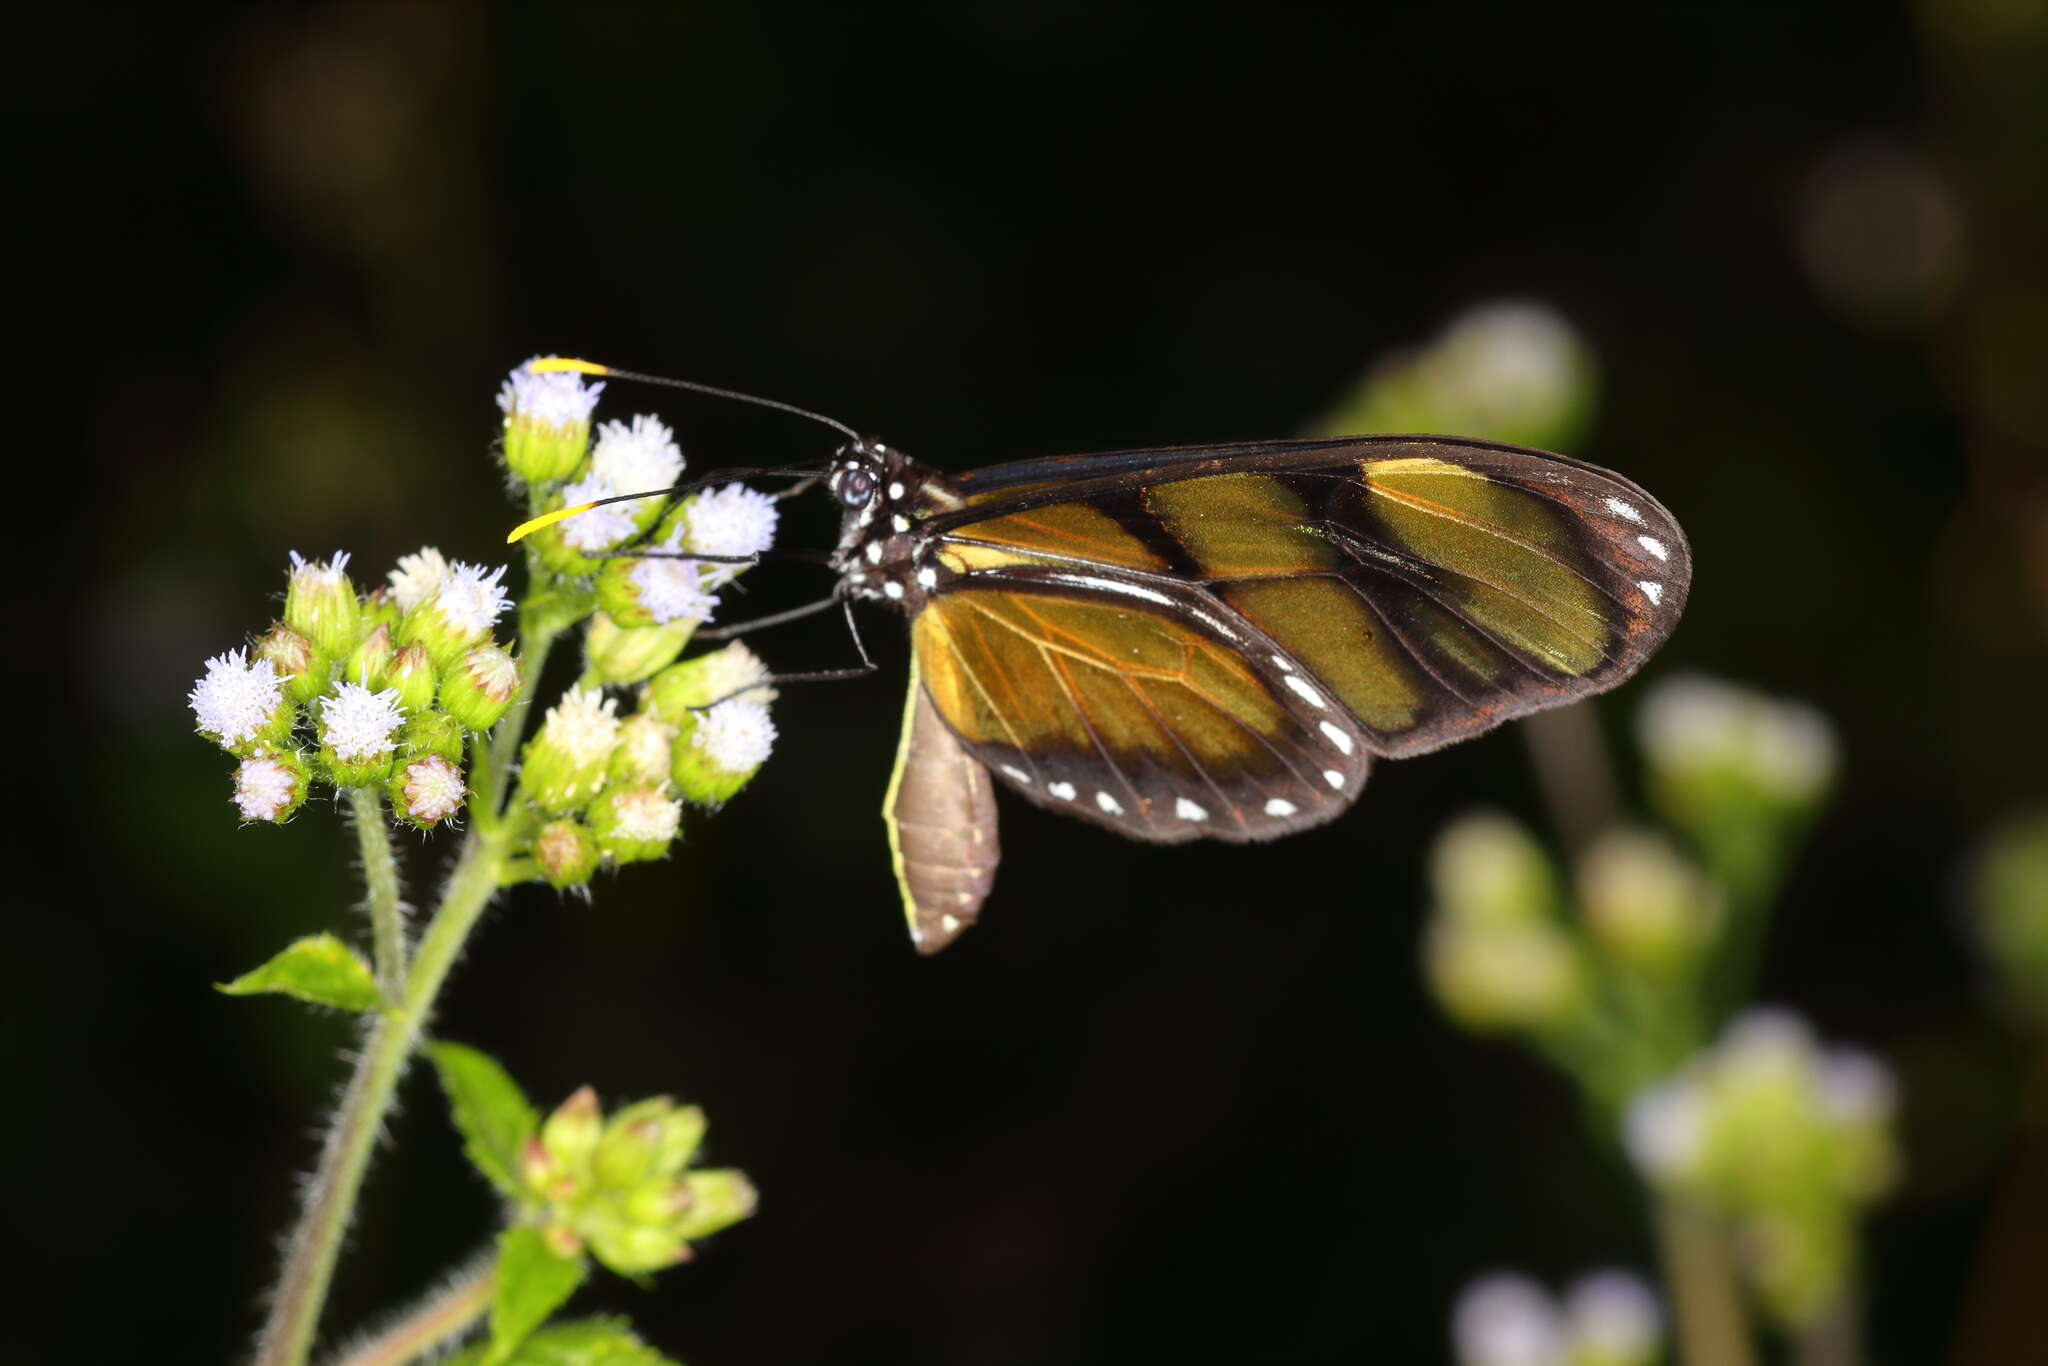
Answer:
top-left (442, 1317), bottom-right (679, 1366)
top-left (429, 1040), bottom-right (538, 1199)
top-left (216, 934), bottom-right (382, 1011)
top-left (487, 1227), bottom-right (587, 1365)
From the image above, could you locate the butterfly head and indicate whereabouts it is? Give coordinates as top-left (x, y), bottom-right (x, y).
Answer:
top-left (828, 438), bottom-right (947, 609)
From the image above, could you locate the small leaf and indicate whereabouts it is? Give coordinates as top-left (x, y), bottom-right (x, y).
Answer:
top-left (487, 1227), bottom-right (587, 1365)
top-left (442, 1317), bottom-right (679, 1366)
top-left (216, 934), bottom-right (382, 1011)
top-left (429, 1040), bottom-right (538, 1199)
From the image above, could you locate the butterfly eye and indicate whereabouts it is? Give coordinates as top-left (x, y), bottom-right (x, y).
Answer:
top-left (838, 469), bottom-right (876, 508)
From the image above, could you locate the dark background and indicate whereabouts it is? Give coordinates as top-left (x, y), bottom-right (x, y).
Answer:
top-left (15, 2), bottom-right (2048, 1363)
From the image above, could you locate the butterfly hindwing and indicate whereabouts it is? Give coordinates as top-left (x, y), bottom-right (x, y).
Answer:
top-left (909, 574), bottom-right (1372, 843)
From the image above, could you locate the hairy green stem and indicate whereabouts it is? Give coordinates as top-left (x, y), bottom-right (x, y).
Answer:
top-left (255, 611), bottom-right (563, 1366)
top-left (322, 1256), bottom-right (495, 1366)
top-left (349, 786), bottom-right (409, 1001)
top-left (1656, 1201), bottom-right (1757, 1366)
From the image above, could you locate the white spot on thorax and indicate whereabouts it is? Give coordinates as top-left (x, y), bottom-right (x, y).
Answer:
top-left (1605, 496), bottom-right (1645, 525)
top-left (1638, 580), bottom-right (1664, 605)
top-left (883, 580), bottom-right (904, 600)
top-left (1264, 798), bottom-right (1298, 818)
top-left (1318, 720), bottom-right (1354, 754)
top-left (1095, 791), bottom-right (1123, 815)
top-left (1637, 534), bottom-right (1669, 561)
top-left (888, 481), bottom-right (905, 500)
top-left (892, 515), bottom-right (910, 533)
top-left (865, 541), bottom-right (883, 564)
top-left (1174, 797), bottom-right (1208, 821)
top-left (1283, 675), bottom-right (1328, 709)
top-left (1048, 781), bottom-right (1076, 801)
top-left (916, 566), bottom-right (938, 589)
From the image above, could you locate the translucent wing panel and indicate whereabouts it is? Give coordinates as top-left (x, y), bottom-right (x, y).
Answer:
top-left (911, 584), bottom-right (1370, 843)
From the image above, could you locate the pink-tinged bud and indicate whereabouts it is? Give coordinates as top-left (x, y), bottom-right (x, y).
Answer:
top-left (400, 712), bottom-right (467, 765)
top-left (284, 552), bottom-right (361, 656)
top-left (542, 1086), bottom-right (605, 1170)
top-left (390, 753), bottom-right (466, 829)
top-left (534, 817), bottom-right (599, 889)
top-left (520, 1135), bottom-right (557, 1193)
top-left (233, 749), bottom-right (311, 823)
top-left (385, 643), bottom-right (438, 716)
top-left (540, 1222), bottom-right (586, 1259)
top-left (623, 1177), bottom-right (694, 1226)
top-left (673, 1169), bottom-right (758, 1240)
top-left (593, 1100), bottom-right (672, 1188)
top-left (345, 622), bottom-right (395, 691)
top-left (255, 623), bottom-right (326, 705)
top-left (441, 642), bottom-right (520, 733)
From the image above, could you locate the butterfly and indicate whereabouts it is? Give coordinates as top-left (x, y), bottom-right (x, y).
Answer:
top-left (512, 363), bottom-right (1692, 954)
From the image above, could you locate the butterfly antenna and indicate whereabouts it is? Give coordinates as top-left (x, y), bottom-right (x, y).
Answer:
top-left (507, 465), bottom-right (821, 543)
top-left (531, 357), bottom-right (863, 442)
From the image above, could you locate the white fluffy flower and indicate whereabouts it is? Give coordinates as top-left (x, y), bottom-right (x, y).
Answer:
top-left (388, 547), bottom-right (450, 612)
top-left (629, 526), bottom-right (720, 626)
top-left (1562, 1271), bottom-right (1662, 1364)
top-left (555, 471), bottom-right (639, 551)
top-left (288, 549), bottom-right (353, 587)
top-left (693, 641), bottom-right (777, 705)
top-left (429, 562), bottom-right (513, 635)
top-left (692, 698), bottom-right (776, 774)
top-left (234, 754), bottom-right (301, 821)
top-left (318, 682), bottom-right (407, 761)
top-left (541, 686), bottom-right (621, 764)
top-left (190, 650), bottom-right (283, 745)
top-left (686, 484), bottom-right (779, 560)
top-left (610, 787), bottom-right (682, 843)
top-left (591, 413), bottom-right (684, 492)
top-left (498, 363), bottom-right (604, 425)
top-left (1622, 1075), bottom-right (1708, 1183)
top-left (1452, 1274), bottom-right (1563, 1366)
top-left (1636, 674), bottom-right (1837, 803)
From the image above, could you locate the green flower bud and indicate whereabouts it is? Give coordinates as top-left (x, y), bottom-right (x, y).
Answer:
top-left (442, 642), bottom-right (520, 732)
top-left (344, 622), bottom-right (395, 691)
top-left (588, 1219), bottom-right (688, 1274)
top-left (670, 698), bottom-right (777, 806)
top-left (284, 552), bottom-right (362, 656)
top-left (385, 643), bottom-right (438, 716)
top-left (401, 711), bottom-right (467, 764)
top-left (589, 786), bottom-right (682, 864)
top-left (233, 749), bottom-right (312, 823)
top-left (1578, 828), bottom-right (1719, 975)
top-left (610, 712), bottom-right (679, 788)
top-left (541, 1086), bottom-right (605, 1173)
top-left (541, 1222), bottom-right (585, 1259)
top-left (622, 1177), bottom-right (693, 1227)
top-left (1425, 916), bottom-right (1587, 1032)
top-left (520, 1135), bottom-right (560, 1196)
top-left (535, 817), bottom-right (599, 889)
top-left (520, 687), bottom-right (620, 814)
top-left (594, 1099), bottom-right (672, 1189)
top-left (498, 363), bottom-right (602, 485)
top-left (255, 623), bottom-right (326, 705)
top-left (586, 610), bottom-right (695, 686)
top-left (1430, 811), bottom-right (1563, 926)
top-left (1974, 813), bottom-right (2048, 1022)
top-left (359, 585), bottom-right (402, 635)
top-left (315, 681), bottom-right (406, 787)
top-left (673, 1168), bottom-right (758, 1240)
top-left (644, 642), bottom-right (773, 721)
top-left (651, 1103), bottom-right (706, 1175)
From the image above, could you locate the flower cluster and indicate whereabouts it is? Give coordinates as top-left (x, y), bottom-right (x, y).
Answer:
top-left (1453, 1271), bottom-right (1664, 1366)
top-left (189, 549), bottom-right (520, 828)
top-left (1624, 1010), bottom-right (1899, 1327)
top-left (520, 1086), bottom-right (757, 1274)
top-left (515, 643), bottom-right (776, 888)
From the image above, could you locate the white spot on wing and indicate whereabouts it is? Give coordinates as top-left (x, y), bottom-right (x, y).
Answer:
top-left (1318, 720), bottom-right (1354, 754)
top-left (1637, 534), bottom-right (1669, 562)
top-left (1095, 791), bottom-right (1123, 815)
top-left (940, 913), bottom-right (960, 933)
top-left (1271, 654), bottom-right (1294, 672)
top-left (1000, 764), bottom-right (1030, 785)
top-left (888, 482), bottom-right (904, 500)
top-left (892, 515), bottom-right (910, 533)
top-left (1605, 497), bottom-right (1646, 525)
top-left (1283, 675), bottom-right (1328, 709)
top-left (1039, 572), bottom-right (1175, 609)
top-left (1174, 797), bottom-right (1208, 821)
top-left (1264, 798), bottom-right (1298, 818)
top-left (1324, 769), bottom-right (1345, 789)
top-left (1638, 580), bottom-right (1664, 605)
top-left (1048, 781), bottom-right (1076, 801)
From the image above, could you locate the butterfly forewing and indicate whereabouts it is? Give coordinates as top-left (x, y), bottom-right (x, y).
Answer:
top-left (906, 435), bottom-right (1688, 834)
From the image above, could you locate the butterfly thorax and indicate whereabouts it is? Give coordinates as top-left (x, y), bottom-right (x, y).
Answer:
top-left (828, 439), bottom-right (961, 612)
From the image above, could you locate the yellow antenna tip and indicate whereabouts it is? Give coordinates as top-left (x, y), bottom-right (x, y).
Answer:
top-left (528, 357), bottom-right (612, 376)
top-left (507, 501), bottom-right (599, 544)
